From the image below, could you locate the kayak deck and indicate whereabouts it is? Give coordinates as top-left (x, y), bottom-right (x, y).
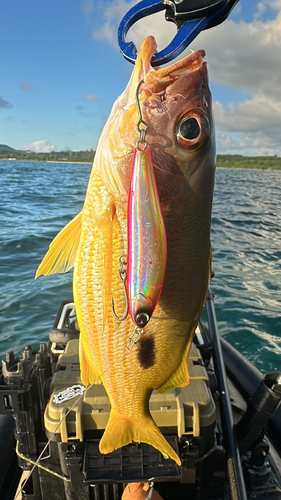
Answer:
top-left (0, 298), bottom-right (281, 500)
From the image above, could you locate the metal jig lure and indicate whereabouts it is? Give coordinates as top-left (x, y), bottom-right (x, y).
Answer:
top-left (111, 80), bottom-right (167, 328)
top-left (126, 80), bottom-right (167, 328)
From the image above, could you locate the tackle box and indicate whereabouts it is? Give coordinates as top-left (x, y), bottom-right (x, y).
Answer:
top-left (44, 339), bottom-right (216, 444)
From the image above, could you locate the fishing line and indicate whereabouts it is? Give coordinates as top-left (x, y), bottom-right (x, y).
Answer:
top-left (15, 385), bottom-right (88, 498)
top-left (15, 327), bottom-right (142, 499)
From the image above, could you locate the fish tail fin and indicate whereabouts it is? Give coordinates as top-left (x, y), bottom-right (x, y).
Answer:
top-left (99, 410), bottom-right (181, 466)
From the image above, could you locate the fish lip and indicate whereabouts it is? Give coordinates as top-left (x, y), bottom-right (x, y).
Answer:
top-left (155, 49), bottom-right (206, 77)
top-left (143, 44), bottom-right (206, 94)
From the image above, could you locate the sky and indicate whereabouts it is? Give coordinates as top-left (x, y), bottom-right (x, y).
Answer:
top-left (1, 0), bottom-right (281, 156)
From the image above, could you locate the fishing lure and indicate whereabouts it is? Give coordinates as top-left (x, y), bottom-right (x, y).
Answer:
top-left (126, 80), bottom-right (167, 328)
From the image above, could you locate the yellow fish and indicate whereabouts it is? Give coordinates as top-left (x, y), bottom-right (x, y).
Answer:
top-left (36, 36), bottom-right (216, 465)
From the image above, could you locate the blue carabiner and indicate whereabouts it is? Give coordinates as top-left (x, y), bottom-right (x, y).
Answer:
top-left (117, 0), bottom-right (207, 66)
top-left (117, 0), bottom-right (240, 66)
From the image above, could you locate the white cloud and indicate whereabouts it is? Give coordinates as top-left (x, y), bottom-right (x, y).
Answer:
top-left (216, 131), bottom-right (281, 156)
top-left (190, 12), bottom-right (281, 100)
top-left (214, 96), bottom-right (281, 133)
top-left (81, 0), bottom-right (94, 15)
top-left (193, 9), bottom-right (281, 156)
top-left (192, 7), bottom-right (281, 155)
top-left (23, 140), bottom-right (55, 152)
top-left (92, 0), bottom-right (175, 51)
top-left (84, 93), bottom-right (96, 102)
top-left (93, 0), bottom-right (134, 44)
top-left (267, 0), bottom-right (281, 10)
top-left (21, 80), bottom-right (35, 91)
top-left (254, 2), bottom-right (267, 20)
top-left (80, 93), bottom-right (101, 103)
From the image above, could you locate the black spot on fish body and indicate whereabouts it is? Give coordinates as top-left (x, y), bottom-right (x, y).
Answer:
top-left (137, 335), bottom-right (155, 369)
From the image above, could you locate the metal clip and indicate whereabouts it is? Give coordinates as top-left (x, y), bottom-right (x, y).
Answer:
top-left (118, 0), bottom-right (240, 66)
top-left (144, 480), bottom-right (155, 500)
top-left (127, 326), bottom-right (144, 350)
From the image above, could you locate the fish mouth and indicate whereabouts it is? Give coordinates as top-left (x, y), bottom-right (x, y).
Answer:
top-left (131, 36), bottom-right (205, 95)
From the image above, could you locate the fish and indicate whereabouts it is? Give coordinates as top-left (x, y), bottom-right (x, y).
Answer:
top-left (36, 36), bottom-right (216, 465)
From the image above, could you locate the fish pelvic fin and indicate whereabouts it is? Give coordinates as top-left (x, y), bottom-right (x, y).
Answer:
top-left (99, 410), bottom-right (181, 466)
top-left (35, 212), bottom-right (82, 277)
top-left (157, 341), bottom-right (191, 394)
top-left (79, 334), bottom-right (101, 386)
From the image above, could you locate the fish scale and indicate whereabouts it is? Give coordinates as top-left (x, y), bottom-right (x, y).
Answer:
top-left (36, 36), bottom-right (216, 465)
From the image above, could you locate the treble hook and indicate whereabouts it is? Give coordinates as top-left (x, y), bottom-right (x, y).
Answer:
top-left (112, 255), bottom-right (129, 322)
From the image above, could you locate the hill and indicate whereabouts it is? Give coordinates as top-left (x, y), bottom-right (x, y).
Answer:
top-left (0, 144), bottom-right (16, 152)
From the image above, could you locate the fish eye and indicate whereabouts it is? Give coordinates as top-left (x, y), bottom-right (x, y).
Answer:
top-left (176, 110), bottom-right (210, 152)
top-left (179, 117), bottom-right (200, 140)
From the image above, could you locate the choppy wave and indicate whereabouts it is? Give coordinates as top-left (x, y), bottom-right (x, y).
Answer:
top-left (211, 168), bottom-right (281, 372)
top-left (1, 161), bottom-right (281, 373)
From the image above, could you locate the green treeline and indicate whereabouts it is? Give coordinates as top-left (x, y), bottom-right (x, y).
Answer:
top-left (217, 155), bottom-right (281, 170)
top-left (0, 149), bottom-right (95, 163)
top-left (1, 148), bottom-right (281, 169)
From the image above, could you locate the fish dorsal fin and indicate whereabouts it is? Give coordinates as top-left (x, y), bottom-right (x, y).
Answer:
top-left (35, 212), bottom-right (82, 277)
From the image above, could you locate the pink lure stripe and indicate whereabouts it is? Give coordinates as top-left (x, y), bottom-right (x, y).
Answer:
top-left (127, 147), bottom-right (167, 328)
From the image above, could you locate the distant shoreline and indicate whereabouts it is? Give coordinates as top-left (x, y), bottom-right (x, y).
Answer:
top-left (0, 158), bottom-right (92, 165)
top-left (0, 147), bottom-right (95, 165)
top-left (216, 167), bottom-right (281, 171)
top-left (1, 153), bottom-right (281, 171)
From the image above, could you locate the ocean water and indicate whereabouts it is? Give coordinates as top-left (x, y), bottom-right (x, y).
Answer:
top-left (1, 161), bottom-right (281, 374)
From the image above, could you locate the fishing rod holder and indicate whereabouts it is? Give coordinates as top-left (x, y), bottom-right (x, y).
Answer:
top-left (235, 371), bottom-right (281, 456)
top-left (235, 372), bottom-right (281, 496)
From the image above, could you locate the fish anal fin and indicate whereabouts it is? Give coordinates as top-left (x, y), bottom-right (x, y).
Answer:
top-left (99, 410), bottom-right (181, 466)
top-left (157, 342), bottom-right (191, 394)
top-left (35, 212), bottom-right (82, 278)
top-left (79, 335), bottom-right (101, 386)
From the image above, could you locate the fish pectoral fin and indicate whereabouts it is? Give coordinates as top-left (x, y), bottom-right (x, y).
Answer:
top-left (79, 335), bottom-right (101, 386)
top-left (99, 410), bottom-right (181, 466)
top-left (157, 341), bottom-right (191, 394)
top-left (35, 212), bottom-right (82, 277)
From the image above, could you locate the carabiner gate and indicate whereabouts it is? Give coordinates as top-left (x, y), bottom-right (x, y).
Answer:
top-left (117, 0), bottom-right (240, 66)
